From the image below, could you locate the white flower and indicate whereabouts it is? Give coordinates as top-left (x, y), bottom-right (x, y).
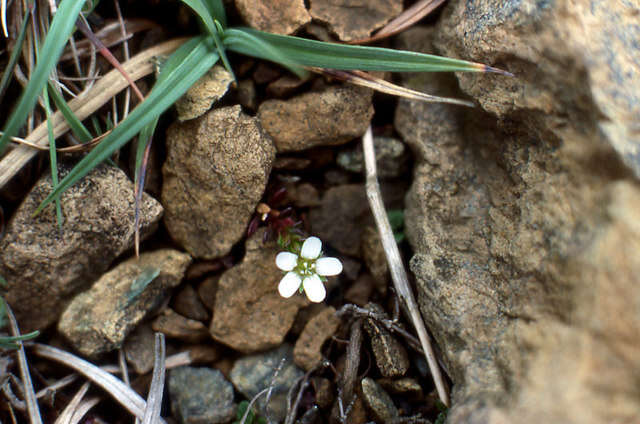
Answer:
top-left (275, 236), bottom-right (343, 303)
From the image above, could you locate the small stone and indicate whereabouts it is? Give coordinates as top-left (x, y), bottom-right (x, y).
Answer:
top-left (285, 182), bottom-right (321, 208)
top-left (184, 344), bottom-right (221, 364)
top-left (336, 136), bottom-right (408, 179)
top-left (363, 303), bottom-right (409, 378)
top-left (169, 366), bottom-right (235, 424)
top-left (310, 184), bottom-right (370, 256)
top-left (344, 274), bottom-right (375, 306)
top-left (258, 85), bottom-right (373, 152)
top-left (175, 66), bottom-right (233, 121)
top-left (236, 79), bottom-right (257, 111)
top-left (162, 105), bottom-right (276, 259)
top-left (341, 257), bottom-right (362, 281)
top-left (253, 63), bottom-right (282, 85)
top-left (197, 275), bottom-right (219, 311)
top-left (377, 377), bottom-right (423, 399)
top-left (309, 0), bottom-right (402, 42)
top-left (210, 230), bottom-right (308, 352)
top-left (361, 226), bottom-right (389, 294)
top-left (323, 168), bottom-right (351, 186)
top-left (151, 308), bottom-right (210, 343)
top-left (294, 306), bottom-right (341, 370)
top-left (235, 0), bottom-right (310, 35)
top-left (266, 75), bottom-right (308, 98)
top-left (124, 323), bottom-right (155, 374)
top-left (0, 164), bottom-right (162, 332)
top-left (273, 157), bottom-right (312, 170)
top-left (58, 249), bottom-right (192, 357)
top-left (230, 344), bottom-right (304, 422)
top-left (173, 284), bottom-right (209, 322)
top-left (361, 377), bottom-right (399, 422)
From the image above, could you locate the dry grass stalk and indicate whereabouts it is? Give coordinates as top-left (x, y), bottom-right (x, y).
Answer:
top-left (362, 125), bottom-right (449, 406)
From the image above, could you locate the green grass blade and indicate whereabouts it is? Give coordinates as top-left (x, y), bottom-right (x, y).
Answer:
top-left (203, 0), bottom-right (226, 27)
top-left (35, 37), bottom-right (220, 213)
top-left (0, 0), bottom-right (87, 154)
top-left (42, 87), bottom-right (63, 228)
top-left (222, 28), bottom-right (307, 78)
top-left (47, 82), bottom-right (93, 142)
top-left (0, 4), bottom-right (31, 103)
top-left (225, 28), bottom-right (506, 74)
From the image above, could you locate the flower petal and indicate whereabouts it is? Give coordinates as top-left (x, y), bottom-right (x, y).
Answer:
top-left (275, 252), bottom-right (298, 271)
top-left (315, 257), bottom-right (343, 276)
top-left (303, 274), bottom-right (326, 303)
top-left (300, 236), bottom-right (322, 259)
top-left (278, 272), bottom-right (302, 298)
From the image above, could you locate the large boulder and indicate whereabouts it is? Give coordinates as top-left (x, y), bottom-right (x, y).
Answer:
top-left (395, 3), bottom-right (640, 420)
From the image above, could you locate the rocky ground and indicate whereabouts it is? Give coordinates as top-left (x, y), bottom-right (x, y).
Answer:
top-left (0, 0), bottom-right (639, 423)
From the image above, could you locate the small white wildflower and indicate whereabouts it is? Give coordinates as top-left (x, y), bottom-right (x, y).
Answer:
top-left (275, 236), bottom-right (343, 303)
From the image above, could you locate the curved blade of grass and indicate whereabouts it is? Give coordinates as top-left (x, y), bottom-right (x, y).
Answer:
top-left (42, 87), bottom-right (63, 228)
top-left (47, 82), bottom-right (93, 142)
top-left (0, 0), bottom-right (87, 154)
top-left (35, 36), bottom-right (220, 214)
top-left (0, 4), bottom-right (32, 103)
top-left (133, 117), bottom-right (158, 257)
top-left (222, 28), bottom-right (307, 78)
top-left (203, 0), bottom-right (226, 27)
top-left (225, 28), bottom-right (512, 75)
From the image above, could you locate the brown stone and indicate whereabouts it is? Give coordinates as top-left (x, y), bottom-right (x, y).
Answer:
top-left (162, 105), bottom-right (275, 259)
top-left (396, 15), bottom-right (640, 423)
top-left (235, 0), bottom-right (310, 35)
top-left (175, 65), bottom-right (233, 121)
top-left (360, 226), bottom-right (388, 294)
top-left (151, 308), bottom-right (209, 343)
top-left (258, 85), bottom-right (373, 152)
top-left (309, 0), bottom-right (402, 42)
top-left (362, 303), bottom-right (409, 378)
top-left (58, 249), bottom-right (192, 357)
top-left (209, 230), bottom-right (308, 352)
top-left (294, 306), bottom-right (341, 370)
top-left (0, 164), bottom-right (163, 332)
top-left (173, 284), bottom-right (209, 322)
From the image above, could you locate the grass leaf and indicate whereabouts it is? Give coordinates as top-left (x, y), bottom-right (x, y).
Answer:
top-left (0, 4), bottom-right (31, 103)
top-left (225, 28), bottom-right (509, 74)
top-left (222, 28), bottom-right (307, 78)
top-left (35, 36), bottom-right (220, 214)
top-left (0, 0), bottom-right (87, 154)
top-left (203, 0), bottom-right (226, 27)
top-left (180, 0), bottom-right (217, 35)
top-left (47, 82), bottom-right (93, 142)
top-left (42, 87), bottom-right (63, 228)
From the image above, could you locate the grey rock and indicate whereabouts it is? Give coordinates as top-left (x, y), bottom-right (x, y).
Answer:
top-left (258, 85), bottom-right (374, 152)
top-left (0, 164), bottom-right (162, 332)
top-left (58, 249), bottom-right (191, 357)
top-left (363, 303), bottom-right (409, 378)
top-left (336, 136), bottom-right (408, 179)
top-left (230, 344), bottom-right (304, 422)
top-left (361, 377), bottom-right (399, 423)
top-left (175, 66), bottom-right (233, 121)
top-left (169, 366), bottom-right (235, 424)
top-left (210, 230), bottom-right (308, 353)
top-left (309, 0), bottom-right (402, 42)
top-left (396, 21), bottom-right (640, 424)
top-left (162, 105), bottom-right (276, 259)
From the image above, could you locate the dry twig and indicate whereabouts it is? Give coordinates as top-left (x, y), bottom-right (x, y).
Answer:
top-left (362, 126), bottom-right (449, 405)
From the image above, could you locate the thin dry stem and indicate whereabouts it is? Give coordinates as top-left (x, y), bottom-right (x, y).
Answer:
top-left (362, 125), bottom-right (450, 406)
top-left (0, 37), bottom-right (187, 188)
